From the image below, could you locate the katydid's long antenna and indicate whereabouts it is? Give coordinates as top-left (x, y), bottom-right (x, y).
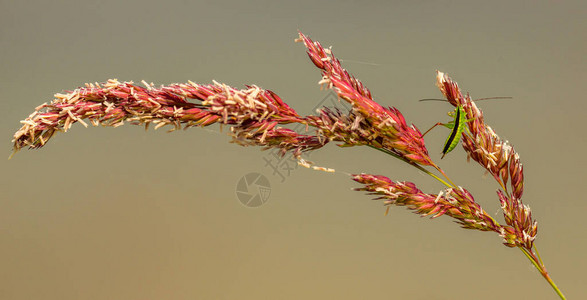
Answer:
top-left (419, 96), bottom-right (512, 102)
top-left (419, 99), bottom-right (450, 102)
top-left (473, 96), bottom-right (513, 101)
top-left (338, 59), bottom-right (381, 66)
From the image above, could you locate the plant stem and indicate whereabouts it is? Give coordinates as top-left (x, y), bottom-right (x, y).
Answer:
top-left (431, 164), bottom-right (457, 187)
top-left (366, 145), bottom-right (453, 188)
top-left (519, 247), bottom-right (566, 299)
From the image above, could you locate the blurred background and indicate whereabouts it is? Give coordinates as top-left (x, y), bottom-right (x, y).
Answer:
top-left (1, 1), bottom-right (585, 299)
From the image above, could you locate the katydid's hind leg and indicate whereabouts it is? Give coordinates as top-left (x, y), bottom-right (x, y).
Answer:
top-left (421, 122), bottom-right (444, 137)
top-left (444, 123), bottom-right (456, 129)
top-left (421, 122), bottom-right (454, 137)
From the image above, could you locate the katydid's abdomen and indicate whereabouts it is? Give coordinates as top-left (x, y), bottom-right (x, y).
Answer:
top-left (441, 106), bottom-right (467, 159)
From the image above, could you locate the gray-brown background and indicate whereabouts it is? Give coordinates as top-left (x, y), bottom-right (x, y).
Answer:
top-left (1, 1), bottom-right (585, 299)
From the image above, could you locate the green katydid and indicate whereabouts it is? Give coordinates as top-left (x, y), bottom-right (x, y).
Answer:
top-left (419, 97), bottom-right (510, 159)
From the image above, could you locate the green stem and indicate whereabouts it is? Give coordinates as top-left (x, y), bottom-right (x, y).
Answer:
top-left (534, 245), bottom-right (545, 267)
top-left (432, 165), bottom-right (457, 187)
top-left (366, 145), bottom-right (453, 188)
top-left (519, 247), bottom-right (566, 299)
